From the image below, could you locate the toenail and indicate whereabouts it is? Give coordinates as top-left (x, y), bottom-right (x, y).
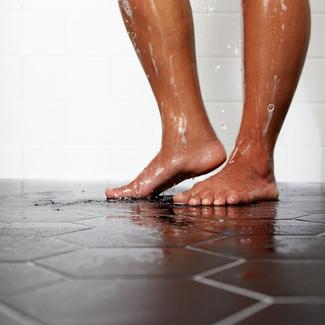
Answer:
top-left (202, 199), bottom-right (210, 205)
top-left (214, 199), bottom-right (223, 205)
top-left (227, 196), bottom-right (236, 204)
top-left (189, 199), bottom-right (198, 205)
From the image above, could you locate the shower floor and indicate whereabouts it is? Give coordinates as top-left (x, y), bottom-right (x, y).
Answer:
top-left (0, 180), bottom-right (325, 324)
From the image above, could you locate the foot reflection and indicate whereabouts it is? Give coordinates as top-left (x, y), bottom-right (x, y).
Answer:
top-left (106, 197), bottom-right (279, 257)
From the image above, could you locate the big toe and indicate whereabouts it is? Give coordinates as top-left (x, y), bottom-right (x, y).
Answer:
top-left (105, 187), bottom-right (119, 198)
top-left (105, 186), bottom-right (131, 199)
top-left (173, 191), bottom-right (191, 204)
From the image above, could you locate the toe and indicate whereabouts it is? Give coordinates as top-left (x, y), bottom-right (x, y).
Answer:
top-left (226, 191), bottom-right (241, 205)
top-left (240, 191), bottom-right (252, 204)
top-left (173, 191), bottom-right (191, 204)
top-left (105, 185), bottom-right (135, 199)
top-left (201, 192), bottom-right (214, 206)
top-left (105, 187), bottom-right (120, 198)
top-left (188, 195), bottom-right (201, 206)
top-left (105, 187), bottom-right (113, 197)
top-left (214, 192), bottom-right (227, 206)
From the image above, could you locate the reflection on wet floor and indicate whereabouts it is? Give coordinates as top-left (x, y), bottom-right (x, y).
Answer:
top-left (1, 181), bottom-right (325, 324)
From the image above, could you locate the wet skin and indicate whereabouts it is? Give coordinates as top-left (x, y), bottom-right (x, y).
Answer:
top-left (106, 0), bottom-right (226, 199)
top-left (106, 0), bottom-right (311, 205)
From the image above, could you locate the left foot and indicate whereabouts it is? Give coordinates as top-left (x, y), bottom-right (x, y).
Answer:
top-left (173, 134), bottom-right (279, 206)
top-left (105, 136), bottom-right (226, 199)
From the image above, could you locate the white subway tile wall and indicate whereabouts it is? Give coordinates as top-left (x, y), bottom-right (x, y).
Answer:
top-left (0, 0), bottom-right (324, 183)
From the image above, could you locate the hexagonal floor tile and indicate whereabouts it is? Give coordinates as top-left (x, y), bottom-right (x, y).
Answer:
top-left (5, 279), bottom-right (257, 325)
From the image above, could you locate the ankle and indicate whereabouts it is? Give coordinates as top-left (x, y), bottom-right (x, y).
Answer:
top-left (229, 131), bottom-right (275, 178)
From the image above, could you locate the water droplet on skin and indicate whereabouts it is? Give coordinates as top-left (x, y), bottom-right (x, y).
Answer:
top-left (155, 167), bottom-right (164, 177)
top-left (121, 0), bottom-right (133, 18)
top-left (280, 0), bottom-right (288, 12)
top-left (267, 104), bottom-right (275, 112)
top-left (177, 115), bottom-right (187, 145)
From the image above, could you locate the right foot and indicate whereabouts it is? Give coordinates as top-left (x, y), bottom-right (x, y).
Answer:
top-left (105, 138), bottom-right (226, 199)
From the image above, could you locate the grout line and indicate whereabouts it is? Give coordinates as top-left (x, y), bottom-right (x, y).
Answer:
top-left (274, 296), bottom-right (325, 304)
top-left (213, 301), bottom-right (271, 325)
top-left (193, 259), bottom-right (245, 278)
top-left (194, 276), bottom-right (273, 303)
top-left (219, 258), bottom-right (325, 263)
top-left (33, 261), bottom-right (77, 280)
top-left (186, 244), bottom-right (240, 261)
top-left (8, 279), bottom-right (65, 299)
top-left (295, 218), bottom-right (325, 226)
top-left (28, 247), bottom-right (82, 263)
top-left (182, 235), bottom-right (226, 247)
top-left (0, 301), bottom-right (45, 325)
top-left (31, 247), bottom-right (85, 263)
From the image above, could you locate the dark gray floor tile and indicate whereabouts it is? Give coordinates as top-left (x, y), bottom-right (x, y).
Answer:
top-left (37, 247), bottom-right (234, 277)
top-left (57, 217), bottom-right (219, 247)
top-left (0, 237), bottom-right (76, 262)
top-left (0, 207), bottom-right (101, 223)
top-left (297, 213), bottom-right (325, 224)
top-left (0, 263), bottom-right (61, 298)
top-left (5, 279), bottom-right (257, 325)
top-left (0, 311), bottom-right (23, 325)
top-left (277, 200), bottom-right (325, 214)
top-left (1, 181), bottom-right (325, 324)
top-left (0, 223), bottom-right (88, 238)
top-left (240, 303), bottom-right (325, 324)
top-left (208, 261), bottom-right (325, 297)
top-left (190, 218), bottom-right (325, 236)
top-left (194, 236), bottom-right (325, 259)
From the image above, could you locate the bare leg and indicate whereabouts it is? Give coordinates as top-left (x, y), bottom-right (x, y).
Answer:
top-left (106, 0), bottom-right (226, 199)
top-left (174, 0), bottom-right (311, 206)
